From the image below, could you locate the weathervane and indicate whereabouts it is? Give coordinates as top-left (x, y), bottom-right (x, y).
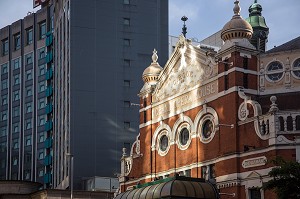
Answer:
top-left (181, 16), bottom-right (188, 38)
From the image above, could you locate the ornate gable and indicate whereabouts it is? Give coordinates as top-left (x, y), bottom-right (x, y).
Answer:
top-left (153, 36), bottom-right (218, 103)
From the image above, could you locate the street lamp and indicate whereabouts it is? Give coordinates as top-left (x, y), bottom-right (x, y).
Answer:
top-left (66, 153), bottom-right (74, 199)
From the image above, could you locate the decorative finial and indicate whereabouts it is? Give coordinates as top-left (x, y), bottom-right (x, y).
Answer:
top-left (181, 16), bottom-right (188, 38)
top-left (233, 0), bottom-right (241, 15)
top-left (122, 147), bottom-right (127, 157)
top-left (152, 49), bottom-right (158, 63)
top-left (254, 0), bottom-right (258, 3)
top-left (269, 96), bottom-right (279, 113)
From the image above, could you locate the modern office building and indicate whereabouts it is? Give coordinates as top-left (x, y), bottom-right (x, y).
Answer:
top-left (0, 0), bottom-right (168, 190)
top-left (117, 1), bottom-right (300, 199)
top-left (0, 6), bottom-right (52, 184)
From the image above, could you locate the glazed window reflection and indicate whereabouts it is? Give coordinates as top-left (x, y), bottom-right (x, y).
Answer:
top-left (203, 120), bottom-right (214, 139)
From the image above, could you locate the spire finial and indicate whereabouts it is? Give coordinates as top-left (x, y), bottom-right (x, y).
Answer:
top-left (152, 49), bottom-right (158, 63)
top-left (181, 16), bottom-right (188, 38)
top-left (254, 0), bottom-right (258, 3)
top-left (233, 0), bottom-right (241, 15)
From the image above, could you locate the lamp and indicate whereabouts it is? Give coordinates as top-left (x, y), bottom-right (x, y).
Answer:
top-left (66, 153), bottom-right (74, 199)
top-left (218, 123), bottom-right (234, 128)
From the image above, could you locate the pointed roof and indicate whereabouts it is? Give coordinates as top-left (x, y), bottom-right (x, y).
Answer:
top-left (266, 36), bottom-right (300, 53)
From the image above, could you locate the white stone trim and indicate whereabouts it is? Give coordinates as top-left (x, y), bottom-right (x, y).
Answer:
top-left (151, 123), bottom-right (172, 152)
top-left (172, 115), bottom-right (194, 150)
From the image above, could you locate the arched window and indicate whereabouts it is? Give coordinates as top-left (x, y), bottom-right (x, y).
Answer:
top-left (278, 116), bottom-right (284, 131)
top-left (296, 116), bottom-right (300, 130)
top-left (287, 116), bottom-right (293, 131)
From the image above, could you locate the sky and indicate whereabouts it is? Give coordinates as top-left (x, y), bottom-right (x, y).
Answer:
top-left (0, 0), bottom-right (299, 51)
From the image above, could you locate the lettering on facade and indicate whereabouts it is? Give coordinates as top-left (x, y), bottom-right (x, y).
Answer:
top-left (242, 156), bottom-right (267, 169)
top-left (152, 81), bottom-right (218, 120)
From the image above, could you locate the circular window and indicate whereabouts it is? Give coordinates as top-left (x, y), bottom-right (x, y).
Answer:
top-left (159, 135), bottom-right (169, 152)
top-left (266, 61), bottom-right (284, 82)
top-left (292, 58), bottom-right (300, 78)
top-left (179, 127), bottom-right (189, 146)
top-left (202, 120), bottom-right (214, 139)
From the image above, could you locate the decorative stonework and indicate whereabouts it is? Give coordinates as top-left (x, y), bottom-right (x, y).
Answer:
top-left (242, 156), bottom-right (267, 168)
top-left (153, 42), bottom-right (217, 103)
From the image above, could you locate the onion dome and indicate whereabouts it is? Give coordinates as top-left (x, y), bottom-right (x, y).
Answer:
top-left (246, 0), bottom-right (268, 29)
top-left (221, 0), bottom-right (253, 41)
top-left (142, 49), bottom-right (163, 83)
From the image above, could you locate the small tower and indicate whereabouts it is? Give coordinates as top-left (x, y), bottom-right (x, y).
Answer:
top-left (246, 0), bottom-right (269, 52)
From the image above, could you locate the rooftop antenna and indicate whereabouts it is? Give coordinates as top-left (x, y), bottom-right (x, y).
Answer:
top-left (181, 16), bottom-right (188, 38)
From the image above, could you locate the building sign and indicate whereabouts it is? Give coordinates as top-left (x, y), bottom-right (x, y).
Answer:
top-left (242, 156), bottom-right (267, 168)
top-left (33, 0), bottom-right (47, 8)
top-left (152, 80), bottom-right (218, 120)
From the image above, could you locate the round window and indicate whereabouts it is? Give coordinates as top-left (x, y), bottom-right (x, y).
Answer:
top-left (266, 61), bottom-right (283, 81)
top-left (159, 135), bottom-right (169, 152)
top-left (179, 127), bottom-right (189, 146)
top-left (292, 58), bottom-right (300, 78)
top-left (202, 120), bottom-right (214, 139)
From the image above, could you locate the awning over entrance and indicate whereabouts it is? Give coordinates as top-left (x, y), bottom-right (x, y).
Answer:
top-left (115, 176), bottom-right (220, 199)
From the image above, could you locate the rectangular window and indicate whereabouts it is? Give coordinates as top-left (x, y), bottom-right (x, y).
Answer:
top-left (12, 138), bottom-right (19, 149)
top-left (209, 164), bottom-right (216, 179)
top-left (38, 115), bottom-right (46, 126)
top-left (124, 101), bottom-right (131, 107)
top-left (124, 59), bottom-right (131, 67)
top-left (123, 0), bottom-right (130, 4)
top-left (38, 48), bottom-right (45, 59)
top-left (0, 142), bottom-right (6, 152)
top-left (1, 94), bottom-right (7, 105)
top-left (1, 63), bottom-right (8, 74)
top-left (24, 169), bottom-right (31, 180)
top-left (39, 21), bottom-right (46, 39)
top-left (25, 53), bottom-right (33, 65)
top-left (249, 188), bottom-right (262, 199)
top-left (26, 70), bottom-right (33, 80)
top-left (0, 127), bottom-right (7, 137)
top-left (0, 159), bottom-right (5, 168)
top-left (13, 123), bottom-right (19, 133)
top-left (124, 121), bottom-right (130, 129)
top-left (14, 74), bottom-right (20, 85)
top-left (13, 58), bottom-right (20, 69)
top-left (124, 80), bottom-right (130, 87)
top-left (26, 86), bottom-right (33, 97)
top-left (123, 18), bottom-right (130, 26)
top-left (39, 64), bottom-right (46, 75)
top-left (201, 166), bottom-right (207, 179)
top-left (26, 28), bottom-right (33, 45)
top-left (1, 79), bottom-right (8, 90)
top-left (2, 39), bottom-right (8, 56)
top-left (14, 33), bottom-right (21, 50)
top-left (13, 106), bottom-right (20, 117)
top-left (38, 98), bottom-right (46, 109)
top-left (13, 90), bottom-right (20, 101)
top-left (25, 135), bottom-right (31, 146)
top-left (39, 81), bottom-right (46, 92)
top-left (39, 132), bottom-right (45, 143)
top-left (0, 111), bottom-right (7, 121)
top-left (38, 167), bottom-right (44, 177)
top-left (25, 119), bottom-right (32, 130)
top-left (243, 57), bottom-right (248, 69)
top-left (38, 149), bottom-right (44, 160)
top-left (12, 156), bottom-right (18, 166)
top-left (25, 102), bottom-right (32, 113)
top-left (25, 153), bottom-right (31, 163)
top-left (124, 39), bottom-right (130, 46)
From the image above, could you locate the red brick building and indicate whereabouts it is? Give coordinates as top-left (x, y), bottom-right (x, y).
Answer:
top-left (117, 1), bottom-right (300, 199)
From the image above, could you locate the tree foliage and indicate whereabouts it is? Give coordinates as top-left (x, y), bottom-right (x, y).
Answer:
top-left (263, 157), bottom-right (300, 199)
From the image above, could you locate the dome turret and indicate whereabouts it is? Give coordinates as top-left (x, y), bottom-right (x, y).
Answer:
top-left (142, 49), bottom-right (162, 84)
top-left (246, 0), bottom-right (269, 52)
top-left (221, 0), bottom-right (253, 41)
